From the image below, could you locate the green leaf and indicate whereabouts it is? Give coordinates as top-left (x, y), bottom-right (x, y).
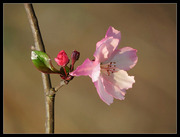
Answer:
top-left (31, 50), bottom-right (60, 74)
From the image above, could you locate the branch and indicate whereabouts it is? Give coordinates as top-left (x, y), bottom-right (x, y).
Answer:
top-left (24, 3), bottom-right (45, 52)
top-left (24, 3), bottom-right (52, 91)
top-left (55, 80), bottom-right (68, 92)
top-left (24, 3), bottom-right (54, 133)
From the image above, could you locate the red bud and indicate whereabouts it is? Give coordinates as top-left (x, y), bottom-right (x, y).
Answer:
top-left (71, 50), bottom-right (80, 65)
top-left (55, 50), bottom-right (69, 67)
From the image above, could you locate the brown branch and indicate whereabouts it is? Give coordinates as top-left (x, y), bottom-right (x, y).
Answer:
top-left (24, 3), bottom-right (55, 133)
top-left (24, 3), bottom-right (45, 52)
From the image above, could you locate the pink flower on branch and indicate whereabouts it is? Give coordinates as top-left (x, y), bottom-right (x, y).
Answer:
top-left (70, 26), bottom-right (138, 105)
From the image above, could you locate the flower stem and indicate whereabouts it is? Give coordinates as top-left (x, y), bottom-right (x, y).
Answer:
top-left (63, 66), bottom-right (68, 77)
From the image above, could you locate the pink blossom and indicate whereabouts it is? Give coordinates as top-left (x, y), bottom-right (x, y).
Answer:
top-left (55, 50), bottom-right (69, 67)
top-left (70, 26), bottom-right (138, 105)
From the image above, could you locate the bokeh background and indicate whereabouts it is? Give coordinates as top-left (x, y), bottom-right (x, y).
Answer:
top-left (3, 3), bottom-right (176, 133)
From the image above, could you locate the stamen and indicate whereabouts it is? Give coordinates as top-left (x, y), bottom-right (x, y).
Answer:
top-left (100, 62), bottom-right (118, 76)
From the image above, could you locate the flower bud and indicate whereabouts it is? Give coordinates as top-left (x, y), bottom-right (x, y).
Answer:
top-left (70, 50), bottom-right (80, 71)
top-left (55, 50), bottom-right (69, 67)
top-left (71, 50), bottom-right (80, 65)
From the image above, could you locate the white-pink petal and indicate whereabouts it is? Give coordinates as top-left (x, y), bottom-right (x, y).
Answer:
top-left (102, 69), bottom-right (135, 90)
top-left (96, 36), bottom-right (107, 50)
top-left (101, 75), bottom-right (125, 100)
top-left (96, 26), bottom-right (121, 50)
top-left (91, 62), bottom-right (100, 82)
top-left (105, 26), bottom-right (121, 41)
top-left (93, 76), bottom-right (114, 105)
top-left (94, 37), bottom-right (119, 63)
top-left (103, 47), bottom-right (138, 71)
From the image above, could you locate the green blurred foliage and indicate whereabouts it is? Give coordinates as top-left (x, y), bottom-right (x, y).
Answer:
top-left (3, 3), bottom-right (176, 133)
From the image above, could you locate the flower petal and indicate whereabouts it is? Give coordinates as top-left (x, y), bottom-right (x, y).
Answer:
top-left (103, 47), bottom-right (138, 71)
top-left (94, 27), bottom-right (121, 63)
top-left (69, 58), bottom-right (100, 82)
top-left (69, 58), bottom-right (93, 76)
top-left (96, 26), bottom-right (121, 50)
top-left (102, 69), bottom-right (135, 90)
top-left (93, 76), bottom-right (114, 105)
top-left (101, 75), bottom-right (125, 100)
top-left (105, 26), bottom-right (121, 40)
top-left (91, 62), bottom-right (101, 82)
top-left (94, 37), bottom-right (119, 63)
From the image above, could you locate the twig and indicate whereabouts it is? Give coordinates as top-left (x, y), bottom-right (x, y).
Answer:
top-left (55, 80), bottom-right (68, 92)
top-left (24, 3), bottom-right (65, 133)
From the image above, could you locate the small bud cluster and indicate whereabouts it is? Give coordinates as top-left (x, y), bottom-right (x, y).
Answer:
top-left (31, 49), bottom-right (80, 82)
top-left (54, 50), bottom-right (80, 81)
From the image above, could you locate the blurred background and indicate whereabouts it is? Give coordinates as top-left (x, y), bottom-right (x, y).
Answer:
top-left (3, 3), bottom-right (176, 133)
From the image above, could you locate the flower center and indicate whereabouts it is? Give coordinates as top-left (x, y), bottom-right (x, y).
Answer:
top-left (100, 62), bottom-right (118, 76)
